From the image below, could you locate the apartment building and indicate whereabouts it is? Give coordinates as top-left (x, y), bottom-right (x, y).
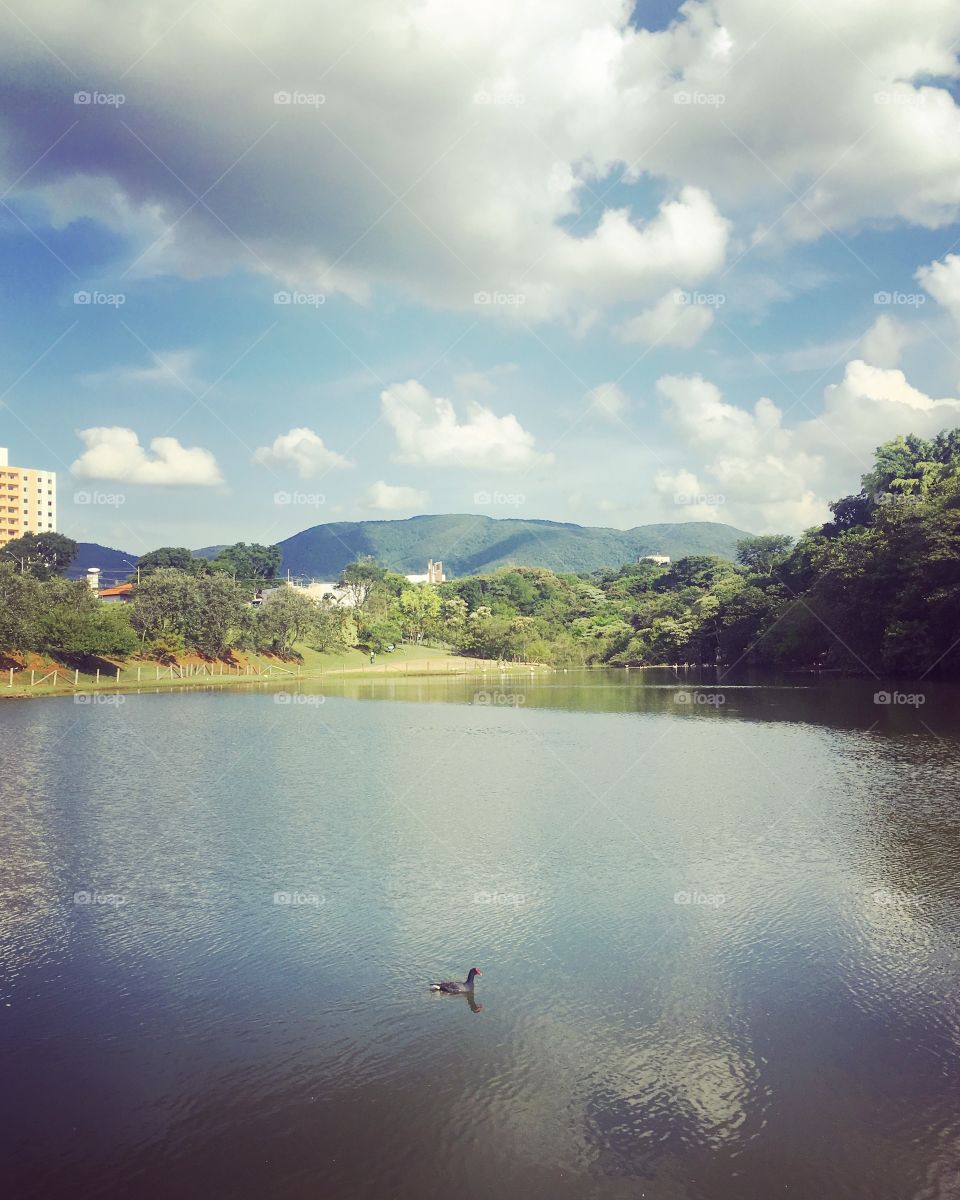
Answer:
top-left (0, 447), bottom-right (58, 549)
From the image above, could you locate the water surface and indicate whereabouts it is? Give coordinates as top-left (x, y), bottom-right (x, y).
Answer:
top-left (3, 670), bottom-right (959, 1199)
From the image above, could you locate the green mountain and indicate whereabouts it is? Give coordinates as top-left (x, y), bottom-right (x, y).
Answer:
top-left (277, 514), bottom-right (752, 578)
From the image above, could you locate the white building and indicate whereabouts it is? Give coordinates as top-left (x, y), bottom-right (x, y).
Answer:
top-left (639, 554), bottom-right (671, 566)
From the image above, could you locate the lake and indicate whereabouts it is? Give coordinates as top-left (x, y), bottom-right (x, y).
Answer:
top-left (3, 669), bottom-right (959, 1199)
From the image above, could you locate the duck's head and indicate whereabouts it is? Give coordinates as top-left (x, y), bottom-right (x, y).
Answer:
top-left (467, 967), bottom-right (482, 983)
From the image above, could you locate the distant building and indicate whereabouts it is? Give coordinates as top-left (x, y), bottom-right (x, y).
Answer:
top-left (639, 554), bottom-right (671, 566)
top-left (98, 583), bottom-right (134, 603)
top-left (0, 446), bottom-right (57, 549)
top-left (406, 559), bottom-right (446, 585)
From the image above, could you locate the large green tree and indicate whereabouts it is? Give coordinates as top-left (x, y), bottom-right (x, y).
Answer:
top-left (1, 532), bottom-right (78, 580)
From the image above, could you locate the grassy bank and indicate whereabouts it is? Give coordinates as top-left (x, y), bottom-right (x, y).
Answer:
top-left (1, 643), bottom-right (551, 701)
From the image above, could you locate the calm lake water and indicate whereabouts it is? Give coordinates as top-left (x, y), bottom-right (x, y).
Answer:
top-left (3, 669), bottom-right (960, 1199)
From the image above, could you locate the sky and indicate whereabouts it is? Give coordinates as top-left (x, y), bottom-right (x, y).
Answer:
top-left (3, 0), bottom-right (960, 556)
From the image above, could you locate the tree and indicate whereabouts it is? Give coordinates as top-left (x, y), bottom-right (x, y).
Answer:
top-left (211, 542), bottom-right (282, 586)
top-left (129, 569), bottom-right (200, 649)
top-left (35, 603), bottom-right (138, 657)
top-left (735, 534), bottom-right (794, 576)
top-left (1, 532), bottom-right (78, 580)
top-left (136, 547), bottom-right (209, 577)
top-left (191, 574), bottom-right (247, 656)
top-left (399, 586), bottom-right (441, 643)
top-left (256, 586), bottom-right (318, 654)
top-left (339, 557), bottom-right (387, 624)
top-left (0, 562), bottom-right (41, 650)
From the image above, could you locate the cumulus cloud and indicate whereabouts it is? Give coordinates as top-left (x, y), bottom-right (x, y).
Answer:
top-left (858, 315), bottom-right (921, 368)
top-left (71, 427), bottom-right (223, 486)
top-left (655, 360), bottom-right (960, 531)
top-left (1, 0), bottom-right (956, 327)
top-left (363, 481), bottom-right (428, 510)
top-left (917, 253), bottom-right (960, 323)
top-left (253, 427), bottom-right (352, 477)
top-left (618, 289), bottom-right (715, 348)
top-left (381, 380), bottom-right (550, 470)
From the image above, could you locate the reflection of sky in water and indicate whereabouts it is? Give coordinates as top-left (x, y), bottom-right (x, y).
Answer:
top-left (3, 681), bottom-right (960, 1200)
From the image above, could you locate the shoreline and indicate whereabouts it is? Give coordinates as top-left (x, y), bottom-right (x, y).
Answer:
top-left (0, 655), bottom-right (553, 702)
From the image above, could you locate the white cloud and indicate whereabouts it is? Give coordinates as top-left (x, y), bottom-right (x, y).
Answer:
top-left (3, 0), bottom-right (957, 325)
top-left (917, 253), bottom-right (960, 323)
top-left (253, 427), bottom-right (352, 477)
top-left (618, 289), bottom-right (715, 348)
top-left (71, 427), bottom-right (223, 486)
top-left (655, 360), bottom-right (960, 532)
top-left (363, 481), bottom-right (428, 510)
top-left (381, 379), bottom-right (550, 470)
top-left (859, 315), bottom-right (920, 369)
top-left (587, 381), bottom-right (628, 421)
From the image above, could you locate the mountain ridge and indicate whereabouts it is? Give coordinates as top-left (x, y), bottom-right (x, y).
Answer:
top-left (67, 514), bottom-right (753, 581)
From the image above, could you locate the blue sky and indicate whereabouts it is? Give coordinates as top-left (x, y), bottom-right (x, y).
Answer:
top-left (3, 0), bottom-right (960, 555)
